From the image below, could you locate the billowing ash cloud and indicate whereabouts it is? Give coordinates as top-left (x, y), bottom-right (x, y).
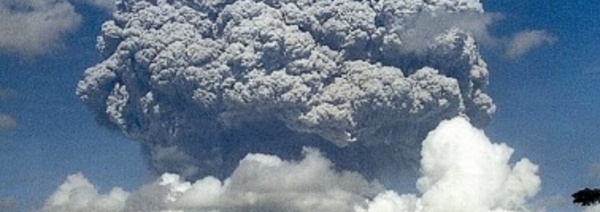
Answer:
top-left (77, 0), bottom-right (496, 179)
top-left (41, 117), bottom-right (540, 212)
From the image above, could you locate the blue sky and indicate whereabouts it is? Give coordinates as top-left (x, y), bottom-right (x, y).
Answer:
top-left (0, 0), bottom-right (599, 211)
top-left (0, 3), bottom-right (151, 210)
top-left (484, 0), bottom-right (600, 189)
top-left (483, 0), bottom-right (600, 210)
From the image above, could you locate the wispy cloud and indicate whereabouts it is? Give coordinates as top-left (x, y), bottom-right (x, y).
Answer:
top-left (528, 195), bottom-right (573, 212)
top-left (395, 12), bottom-right (501, 53)
top-left (581, 65), bottom-right (600, 76)
top-left (71, 0), bottom-right (115, 12)
top-left (0, 89), bottom-right (14, 101)
top-left (0, 114), bottom-right (16, 133)
top-left (505, 30), bottom-right (556, 59)
top-left (0, 89), bottom-right (16, 133)
top-left (395, 11), bottom-right (555, 59)
top-left (0, 197), bottom-right (19, 212)
top-left (0, 0), bottom-right (82, 56)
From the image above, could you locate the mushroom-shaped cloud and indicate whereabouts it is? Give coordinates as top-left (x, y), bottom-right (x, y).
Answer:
top-left (77, 0), bottom-right (496, 179)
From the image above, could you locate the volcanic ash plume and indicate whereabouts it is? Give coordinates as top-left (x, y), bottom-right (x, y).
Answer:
top-left (76, 0), bottom-right (496, 178)
top-left (42, 117), bottom-right (539, 212)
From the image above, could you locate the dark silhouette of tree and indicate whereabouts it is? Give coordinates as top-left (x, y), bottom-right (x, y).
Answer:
top-left (573, 188), bottom-right (600, 206)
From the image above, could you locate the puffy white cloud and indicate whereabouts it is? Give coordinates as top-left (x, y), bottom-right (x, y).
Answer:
top-left (42, 117), bottom-right (541, 212)
top-left (585, 205), bottom-right (600, 212)
top-left (505, 30), bottom-right (556, 59)
top-left (43, 148), bottom-right (384, 212)
top-left (0, 0), bottom-right (82, 56)
top-left (359, 117), bottom-right (540, 212)
top-left (356, 191), bottom-right (422, 212)
top-left (421, 117), bottom-right (540, 211)
top-left (77, 0), bottom-right (496, 179)
top-left (41, 173), bottom-right (129, 212)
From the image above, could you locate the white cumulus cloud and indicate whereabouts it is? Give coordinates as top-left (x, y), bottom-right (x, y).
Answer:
top-left (586, 205), bottom-right (600, 212)
top-left (41, 117), bottom-right (541, 212)
top-left (41, 173), bottom-right (129, 212)
top-left (42, 148), bottom-right (385, 212)
top-left (358, 117), bottom-right (540, 212)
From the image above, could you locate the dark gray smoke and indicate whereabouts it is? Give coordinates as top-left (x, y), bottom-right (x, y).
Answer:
top-left (76, 0), bottom-right (495, 179)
